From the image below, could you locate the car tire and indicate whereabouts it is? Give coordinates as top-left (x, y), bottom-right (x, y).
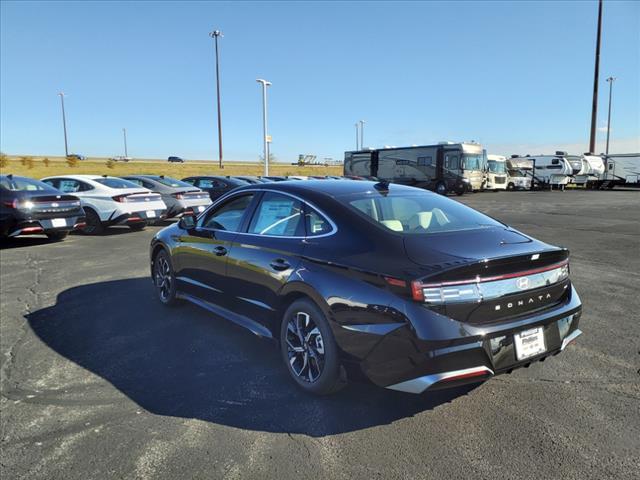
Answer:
top-left (455, 183), bottom-right (466, 196)
top-left (153, 250), bottom-right (179, 306)
top-left (46, 231), bottom-right (68, 241)
top-left (280, 299), bottom-right (345, 395)
top-left (129, 221), bottom-right (147, 231)
top-left (81, 208), bottom-right (104, 235)
top-left (507, 183), bottom-right (515, 191)
top-left (435, 181), bottom-right (447, 195)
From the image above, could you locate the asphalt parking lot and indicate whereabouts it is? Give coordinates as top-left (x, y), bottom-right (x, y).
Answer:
top-left (1, 190), bottom-right (639, 480)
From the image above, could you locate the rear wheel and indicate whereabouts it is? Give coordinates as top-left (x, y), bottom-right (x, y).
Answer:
top-left (81, 208), bottom-right (104, 235)
top-left (153, 250), bottom-right (179, 306)
top-left (435, 181), bottom-right (447, 195)
top-left (507, 182), bottom-right (515, 191)
top-left (280, 299), bottom-right (344, 395)
top-left (46, 231), bottom-right (68, 241)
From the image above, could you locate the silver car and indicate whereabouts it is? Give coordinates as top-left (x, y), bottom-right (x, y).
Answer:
top-left (121, 175), bottom-right (211, 218)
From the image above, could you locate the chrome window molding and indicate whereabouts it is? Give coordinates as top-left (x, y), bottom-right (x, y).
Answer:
top-left (197, 188), bottom-right (338, 240)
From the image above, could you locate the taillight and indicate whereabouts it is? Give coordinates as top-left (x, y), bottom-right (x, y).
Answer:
top-left (2, 199), bottom-right (18, 209)
top-left (112, 194), bottom-right (129, 203)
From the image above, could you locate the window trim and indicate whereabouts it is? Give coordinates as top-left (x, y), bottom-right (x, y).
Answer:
top-left (197, 188), bottom-right (338, 239)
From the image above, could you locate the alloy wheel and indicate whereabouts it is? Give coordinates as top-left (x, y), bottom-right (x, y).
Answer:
top-left (154, 255), bottom-right (173, 302)
top-left (286, 311), bottom-right (325, 383)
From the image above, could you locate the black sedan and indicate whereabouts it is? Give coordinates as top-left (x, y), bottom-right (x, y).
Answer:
top-left (181, 176), bottom-right (249, 201)
top-left (0, 174), bottom-right (85, 241)
top-left (149, 180), bottom-right (582, 395)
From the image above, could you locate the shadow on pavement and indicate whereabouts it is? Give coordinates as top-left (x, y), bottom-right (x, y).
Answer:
top-left (27, 278), bottom-right (478, 437)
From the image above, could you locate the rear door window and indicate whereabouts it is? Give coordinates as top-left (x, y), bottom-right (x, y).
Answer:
top-left (248, 192), bottom-right (304, 237)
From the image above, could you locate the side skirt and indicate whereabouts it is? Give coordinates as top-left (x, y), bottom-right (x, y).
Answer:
top-left (176, 291), bottom-right (273, 339)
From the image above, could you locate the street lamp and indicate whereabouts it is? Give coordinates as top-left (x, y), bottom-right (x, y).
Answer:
top-left (354, 123), bottom-right (359, 150)
top-left (605, 76), bottom-right (616, 155)
top-left (256, 79), bottom-right (272, 176)
top-left (58, 92), bottom-right (69, 157)
top-left (122, 128), bottom-right (128, 158)
top-left (359, 120), bottom-right (365, 149)
top-left (209, 29), bottom-right (224, 168)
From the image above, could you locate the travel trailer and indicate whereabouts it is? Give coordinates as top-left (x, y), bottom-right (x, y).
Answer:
top-left (344, 142), bottom-right (485, 195)
top-left (600, 153), bottom-right (640, 188)
top-left (485, 154), bottom-right (508, 191)
top-left (572, 154), bottom-right (605, 187)
top-left (506, 157), bottom-right (533, 190)
top-left (508, 152), bottom-right (573, 189)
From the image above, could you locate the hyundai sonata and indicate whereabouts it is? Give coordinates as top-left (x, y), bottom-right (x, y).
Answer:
top-left (149, 180), bottom-right (582, 395)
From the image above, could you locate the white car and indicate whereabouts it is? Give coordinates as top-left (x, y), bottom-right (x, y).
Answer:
top-left (41, 175), bottom-right (167, 234)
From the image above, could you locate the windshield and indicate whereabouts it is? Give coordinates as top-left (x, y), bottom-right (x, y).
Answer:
top-left (487, 161), bottom-right (506, 173)
top-left (153, 176), bottom-right (194, 188)
top-left (0, 176), bottom-right (51, 192)
top-left (94, 177), bottom-right (143, 189)
top-left (347, 191), bottom-right (503, 235)
top-left (462, 154), bottom-right (484, 171)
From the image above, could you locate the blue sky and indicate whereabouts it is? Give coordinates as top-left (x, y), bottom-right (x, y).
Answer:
top-left (1, 1), bottom-right (638, 161)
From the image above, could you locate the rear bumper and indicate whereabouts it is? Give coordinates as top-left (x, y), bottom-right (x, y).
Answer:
top-left (108, 209), bottom-right (165, 225)
top-left (164, 202), bottom-right (209, 218)
top-left (8, 216), bottom-right (86, 237)
top-left (340, 285), bottom-right (583, 394)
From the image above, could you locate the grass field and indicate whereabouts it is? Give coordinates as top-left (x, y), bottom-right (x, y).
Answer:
top-left (0, 155), bottom-right (343, 179)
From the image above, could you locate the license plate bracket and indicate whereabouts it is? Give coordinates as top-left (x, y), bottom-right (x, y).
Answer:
top-left (514, 327), bottom-right (546, 361)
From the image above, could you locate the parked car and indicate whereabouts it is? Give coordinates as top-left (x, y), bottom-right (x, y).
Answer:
top-left (233, 176), bottom-right (272, 184)
top-left (149, 180), bottom-right (582, 395)
top-left (168, 156), bottom-right (184, 163)
top-left (67, 153), bottom-right (86, 161)
top-left (0, 174), bottom-right (85, 241)
top-left (121, 175), bottom-right (211, 218)
top-left (181, 176), bottom-right (249, 201)
top-left (262, 176), bottom-right (287, 182)
top-left (110, 156), bottom-right (132, 162)
top-left (41, 175), bottom-right (166, 234)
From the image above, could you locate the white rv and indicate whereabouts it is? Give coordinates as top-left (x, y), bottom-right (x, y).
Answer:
top-left (571, 154), bottom-right (605, 187)
top-left (506, 157), bottom-right (533, 190)
top-left (485, 155), bottom-right (508, 191)
top-left (600, 153), bottom-right (640, 188)
top-left (509, 152), bottom-right (573, 189)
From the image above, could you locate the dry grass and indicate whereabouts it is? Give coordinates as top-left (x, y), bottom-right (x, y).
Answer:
top-left (0, 155), bottom-right (343, 179)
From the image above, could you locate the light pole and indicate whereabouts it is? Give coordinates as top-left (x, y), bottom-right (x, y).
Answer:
top-left (359, 120), bottom-right (365, 149)
top-left (355, 123), bottom-right (359, 150)
top-left (209, 30), bottom-right (224, 168)
top-left (256, 79), bottom-right (272, 176)
top-left (58, 92), bottom-right (69, 157)
top-left (605, 77), bottom-right (616, 155)
top-left (588, 0), bottom-right (603, 154)
top-left (122, 128), bottom-right (128, 157)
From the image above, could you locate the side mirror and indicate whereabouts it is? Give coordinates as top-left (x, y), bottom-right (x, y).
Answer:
top-left (178, 215), bottom-right (196, 230)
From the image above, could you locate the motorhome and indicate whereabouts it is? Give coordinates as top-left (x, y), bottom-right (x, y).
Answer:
top-left (508, 152), bottom-right (573, 189)
top-left (600, 153), bottom-right (640, 188)
top-left (506, 157), bottom-right (533, 190)
top-left (344, 142), bottom-right (485, 195)
top-left (485, 154), bottom-right (508, 191)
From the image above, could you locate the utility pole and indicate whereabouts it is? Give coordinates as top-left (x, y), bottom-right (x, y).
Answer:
top-left (210, 30), bottom-right (224, 168)
top-left (58, 92), bottom-right (69, 157)
top-left (122, 128), bottom-right (128, 157)
top-left (589, 0), bottom-right (603, 154)
top-left (355, 123), bottom-right (359, 150)
top-left (605, 76), bottom-right (616, 155)
top-left (256, 79), bottom-right (272, 176)
top-left (359, 120), bottom-right (365, 150)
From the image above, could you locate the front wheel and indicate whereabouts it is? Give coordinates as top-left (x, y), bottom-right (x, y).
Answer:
top-left (435, 181), bottom-right (447, 195)
top-left (280, 299), bottom-right (345, 395)
top-left (153, 250), bottom-right (179, 306)
top-left (81, 208), bottom-right (104, 235)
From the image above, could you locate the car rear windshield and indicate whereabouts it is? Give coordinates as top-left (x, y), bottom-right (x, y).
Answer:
top-left (347, 192), bottom-right (503, 235)
top-left (153, 176), bottom-right (194, 188)
top-left (94, 178), bottom-right (142, 189)
top-left (0, 176), bottom-right (51, 192)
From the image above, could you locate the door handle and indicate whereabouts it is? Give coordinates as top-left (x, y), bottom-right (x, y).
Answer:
top-left (270, 258), bottom-right (290, 271)
top-left (213, 246), bottom-right (227, 256)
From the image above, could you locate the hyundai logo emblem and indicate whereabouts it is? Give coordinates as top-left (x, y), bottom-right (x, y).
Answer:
top-left (516, 277), bottom-right (530, 290)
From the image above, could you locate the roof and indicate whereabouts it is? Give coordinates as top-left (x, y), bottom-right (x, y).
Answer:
top-left (234, 179), bottom-right (428, 199)
top-left (40, 174), bottom-right (116, 181)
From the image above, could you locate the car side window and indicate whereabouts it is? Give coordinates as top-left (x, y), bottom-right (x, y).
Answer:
top-left (42, 179), bottom-right (59, 189)
top-left (305, 206), bottom-right (333, 236)
top-left (182, 178), bottom-right (195, 185)
top-left (201, 194), bottom-right (254, 231)
top-left (57, 179), bottom-right (81, 193)
top-left (197, 179), bottom-right (220, 189)
top-left (248, 192), bottom-right (304, 237)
